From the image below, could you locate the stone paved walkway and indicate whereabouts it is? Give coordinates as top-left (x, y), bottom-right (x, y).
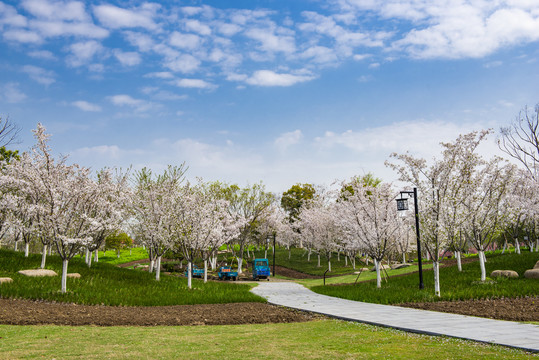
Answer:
top-left (251, 282), bottom-right (539, 353)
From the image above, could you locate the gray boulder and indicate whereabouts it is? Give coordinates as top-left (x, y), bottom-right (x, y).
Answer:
top-left (18, 269), bottom-right (58, 277)
top-left (490, 270), bottom-right (518, 278)
top-left (524, 269), bottom-right (539, 279)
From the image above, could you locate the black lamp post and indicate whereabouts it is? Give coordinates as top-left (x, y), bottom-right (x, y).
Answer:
top-left (272, 233), bottom-right (276, 277)
top-left (397, 187), bottom-right (424, 290)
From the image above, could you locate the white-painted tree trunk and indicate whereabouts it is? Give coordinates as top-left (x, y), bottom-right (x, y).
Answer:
top-left (14, 240), bottom-right (18, 251)
top-left (203, 259), bottom-right (208, 283)
top-left (187, 261), bottom-right (192, 289)
top-left (61, 259), bottom-right (68, 293)
top-left (402, 253), bottom-right (406, 264)
top-left (328, 260), bottom-right (331, 272)
top-left (117, 250), bottom-right (120, 258)
top-left (456, 251), bottom-right (462, 272)
top-left (149, 259), bottom-right (154, 273)
top-left (515, 240), bottom-right (521, 254)
top-left (49, 244), bottom-right (52, 255)
top-left (317, 254), bottom-right (321, 267)
top-left (345, 256), bottom-right (348, 266)
top-left (337, 251), bottom-right (340, 262)
top-left (352, 256), bottom-right (356, 270)
top-left (24, 242), bottom-right (29, 257)
top-left (375, 259), bottom-right (381, 288)
top-left (85, 248), bottom-right (89, 265)
top-left (308, 248), bottom-right (311, 262)
top-left (482, 251), bottom-right (487, 263)
top-left (264, 249), bottom-right (267, 259)
top-left (479, 250), bottom-right (486, 281)
top-left (365, 257), bottom-right (369, 266)
top-left (433, 261), bottom-right (440, 297)
top-left (502, 241), bottom-right (507, 254)
top-left (41, 244), bottom-right (47, 269)
top-left (155, 256), bottom-right (161, 281)
top-left (94, 250), bottom-right (99, 262)
top-left (536, 239), bottom-right (539, 252)
top-left (237, 257), bottom-right (243, 274)
top-left (247, 248), bottom-right (250, 258)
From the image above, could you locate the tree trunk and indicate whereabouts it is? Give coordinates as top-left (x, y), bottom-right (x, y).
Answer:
top-left (203, 259), bottom-right (208, 283)
top-left (456, 251), bottom-right (462, 272)
top-left (479, 250), bottom-right (486, 281)
top-left (237, 257), bottom-right (243, 274)
top-left (117, 250), bottom-right (120, 258)
top-left (61, 259), bottom-right (68, 293)
top-left (502, 241), bottom-right (507, 254)
top-left (352, 256), bottom-right (356, 270)
top-left (85, 248), bottom-right (90, 265)
top-left (247, 248), bottom-right (250, 258)
top-left (433, 260), bottom-right (440, 297)
top-left (515, 239), bottom-right (521, 254)
top-left (308, 248), bottom-right (311, 262)
top-left (317, 253), bottom-right (320, 267)
top-left (41, 244), bottom-right (47, 269)
top-left (24, 242), bottom-right (29, 257)
top-left (288, 247), bottom-right (291, 259)
top-left (328, 260), bottom-right (331, 272)
top-left (155, 256), bottom-right (161, 281)
top-left (345, 255), bottom-right (348, 266)
top-left (94, 250), bottom-right (99, 262)
top-left (375, 259), bottom-right (381, 288)
top-left (402, 252), bottom-right (406, 264)
top-left (187, 261), bottom-right (192, 289)
top-left (337, 251), bottom-right (340, 262)
top-left (149, 259), bottom-right (154, 273)
top-left (14, 240), bottom-right (17, 251)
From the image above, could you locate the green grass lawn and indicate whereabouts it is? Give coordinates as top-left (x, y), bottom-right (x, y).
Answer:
top-left (0, 249), bottom-right (262, 306)
top-left (95, 247), bottom-right (149, 265)
top-left (0, 320), bottom-right (535, 360)
top-left (311, 252), bottom-right (539, 304)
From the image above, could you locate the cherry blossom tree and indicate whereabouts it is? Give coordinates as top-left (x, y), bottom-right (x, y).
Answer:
top-left (338, 182), bottom-right (400, 288)
top-left (387, 131), bottom-right (492, 295)
top-left (131, 165), bottom-right (186, 281)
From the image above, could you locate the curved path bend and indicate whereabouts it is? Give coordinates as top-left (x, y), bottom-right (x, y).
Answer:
top-left (251, 282), bottom-right (539, 353)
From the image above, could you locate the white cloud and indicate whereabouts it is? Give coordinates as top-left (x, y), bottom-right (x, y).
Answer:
top-left (3, 29), bottom-right (42, 43)
top-left (93, 4), bottom-right (159, 31)
top-left (0, 2), bottom-right (27, 27)
top-left (28, 50), bottom-right (56, 60)
top-left (174, 78), bottom-right (216, 89)
top-left (165, 54), bottom-right (201, 73)
top-left (30, 20), bottom-right (109, 39)
top-left (169, 32), bottom-right (202, 49)
top-left (113, 49), bottom-right (141, 66)
top-left (21, 0), bottom-right (88, 21)
top-left (245, 26), bottom-right (296, 54)
top-left (22, 65), bottom-right (55, 85)
top-left (300, 46), bottom-right (339, 64)
top-left (108, 94), bottom-right (155, 112)
top-left (72, 100), bottom-right (101, 112)
top-left (2, 83), bottom-right (27, 103)
top-left (246, 70), bottom-right (315, 87)
top-left (72, 144), bottom-right (122, 160)
top-left (66, 40), bottom-right (104, 67)
top-left (184, 19), bottom-right (211, 35)
top-left (274, 130), bottom-right (303, 152)
top-left (144, 71), bottom-right (175, 79)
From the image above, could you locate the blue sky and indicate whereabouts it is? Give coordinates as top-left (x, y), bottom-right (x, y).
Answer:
top-left (1, 0), bottom-right (539, 192)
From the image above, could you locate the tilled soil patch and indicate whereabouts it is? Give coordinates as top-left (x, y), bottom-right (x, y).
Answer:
top-left (0, 298), bottom-right (320, 326)
top-left (398, 297), bottom-right (539, 322)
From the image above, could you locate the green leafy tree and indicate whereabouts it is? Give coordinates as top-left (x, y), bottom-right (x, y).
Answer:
top-left (340, 173), bottom-right (382, 199)
top-left (106, 232), bottom-right (134, 258)
top-left (281, 183), bottom-right (316, 222)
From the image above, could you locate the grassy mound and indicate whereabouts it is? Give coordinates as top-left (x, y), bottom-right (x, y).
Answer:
top-left (311, 252), bottom-right (539, 304)
top-left (0, 249), bottom-right (263, 306)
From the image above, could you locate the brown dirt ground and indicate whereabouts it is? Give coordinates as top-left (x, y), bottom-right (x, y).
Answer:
top-left (0, 298), bottom-right (321, 326)
top-left (398, 297), bottom-right (539, 322)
